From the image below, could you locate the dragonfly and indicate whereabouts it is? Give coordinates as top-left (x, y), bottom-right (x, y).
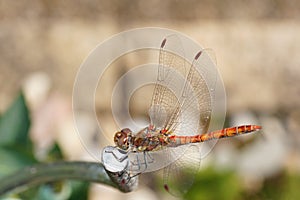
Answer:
top-left (102, 35), bottom-right (261, 196)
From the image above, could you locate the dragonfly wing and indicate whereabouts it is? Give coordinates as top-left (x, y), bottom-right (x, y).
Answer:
top-left (187, 49), bottom-right (221, 158)
top-left (162, 49), bottom-right (222, 195)
top-left (149, 36), bottom-right (218, 137)
top-left (165, 49), bottom-right (217, 137)
top-left (163, 144), bottom-right (201, 196)
top-left (148, 37), bottom-right (222, 169)
top-left (127, 147), bottom-right (176, 174)
top-left (149, 35), bottom-right (187, 129)
top-left (126, 137), bottom-right (193, 174)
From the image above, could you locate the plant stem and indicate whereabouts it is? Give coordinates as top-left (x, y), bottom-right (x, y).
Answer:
top-left (0, 161), bottom-right (135, 196)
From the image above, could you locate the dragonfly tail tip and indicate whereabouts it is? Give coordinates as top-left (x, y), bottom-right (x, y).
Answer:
top-left (253, 125), bottom-right (262, 130)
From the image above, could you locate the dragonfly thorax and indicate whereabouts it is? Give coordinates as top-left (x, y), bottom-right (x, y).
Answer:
top-left (114, 126), bottom-right (171, 152)
top-left (114, 128), bottom-right (132, 150)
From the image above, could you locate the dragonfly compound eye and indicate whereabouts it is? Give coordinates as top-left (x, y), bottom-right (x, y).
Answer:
top-left (114, 130), bottom-right (130, 150)
top-left (121, 128), bottom-right (132, 135)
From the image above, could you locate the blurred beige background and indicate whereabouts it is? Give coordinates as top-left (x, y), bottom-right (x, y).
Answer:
top-left (0, 1), bottom-right (300, 199)
top-left (1, 0), bottom-right (300, 112)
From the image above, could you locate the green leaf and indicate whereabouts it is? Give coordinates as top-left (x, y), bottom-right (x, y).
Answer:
top-left (68, 181), bottom-right (89, 200)
top-left (46, 143), bottom-right (64, 162)
top-left (0, 147), bottom-right (36, 178)
top-left (0, 92), bottom-right (31, 148)
top-left (33, 181), bottom-right (89, 200)
top-left (185, 167), bottom-right (242, 200)
top-left (35, 182), bottom-right (72, 200)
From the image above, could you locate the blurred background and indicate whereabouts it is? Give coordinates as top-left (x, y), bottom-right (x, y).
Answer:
top-left (0, 0), bottom-right (300, 199)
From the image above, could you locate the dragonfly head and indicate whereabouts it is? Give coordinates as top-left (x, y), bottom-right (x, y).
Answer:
top-left (114, 128), bottom-right (132, 150)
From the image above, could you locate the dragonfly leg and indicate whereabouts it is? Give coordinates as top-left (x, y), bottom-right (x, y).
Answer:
top-left (104, 146), bottom-right (129, 163)
top-left (129, 171), bottom-right (141, 179)
top-left (145, 151), bottom-right (154, 164)
top-left (143, 152), bottom-right (148, 171)
top-left (130, 154), bottom-right (142, 171)
top-left (129, 151), bottom-right (151, 173)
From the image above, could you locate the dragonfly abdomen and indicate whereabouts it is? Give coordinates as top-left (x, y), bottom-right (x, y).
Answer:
top-left (169, 125), bottom-right (262, 146)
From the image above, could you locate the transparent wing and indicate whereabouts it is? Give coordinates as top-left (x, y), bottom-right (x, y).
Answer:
top-left (161, 49), bottom-right (220, 195)
top-left (150, 37), bottom-right (217, 138)
top-left (149, 35), bottom-right (187, 129)
top-left (167, 49), bottom-right (217, 136)
top-left (163, 144), bottom-right (201, 196)
top-left (188, 49), bottom-right (220, 158)
top-left (126, 144), bottom-right (199, 176)
top-left (127, 146), bottom-right (173, 173)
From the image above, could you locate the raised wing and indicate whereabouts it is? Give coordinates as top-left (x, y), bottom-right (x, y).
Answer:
top-left (161, 49), bottom-right (219, 196)
top-left (176, 49), bottom-right (217, 135)
top-left (150, 35), bottom-right (217, 137)
top-left (149, 35), bottom-right (187, 130)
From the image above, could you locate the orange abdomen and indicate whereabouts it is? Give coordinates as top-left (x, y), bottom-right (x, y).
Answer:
top-left (169, 125), bottom-right (262, 146)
